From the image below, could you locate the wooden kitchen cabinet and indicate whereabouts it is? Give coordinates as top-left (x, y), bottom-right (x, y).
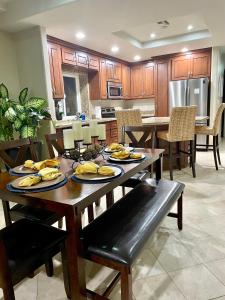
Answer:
top-left (99, 59), bottom-right (107, 99)
top-left (61, 47), bottom-right (76, 65)
top-left (88, 55), bottom-right (99, 71)
top-left (48, 43), bottom-right (64, 99)
top-left (155, 60), bottom-right (169, 117)
top-left (76, 51), bottom-right (88, 68)
top-left (122, 64), bottom-right (131, 99)
top-left (131, 64), bottom-right (144, 98)
top-left (106, 121), bottom-right (118, 144)
top-left (171, 50), bottom-right (211, 80)
top-left (106, 60), bottom-right (122, 82)
top-left (143, 62), bottom-right (155, 97)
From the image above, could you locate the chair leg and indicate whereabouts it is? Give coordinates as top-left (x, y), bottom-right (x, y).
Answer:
top-left (177, 193), bottom-right (183, 231)
top-left (121, 266), bottom-right (132, 300)
top-left (176, 142), bottom-right (181, 170)
top-left (213, 136), bottom-right (219, 170)
top-left (190, 140), bottom-right (196, 178)
top-left (88, 205), bottom-right (94, 223)
top-left (58, 218), bottom-right (63, 229)
top-left (3, 284), bottom-right (15, 300)
top-left (194, 134), bottom-right (197, 163)
top-left (216, 135), bottom-right (221, 165)
top-left (45, 258), bottom-right (54, 277)
top-left (169, 142), bottom-right (173, 180)
top-left (122, 186), bottom-right (126, 197)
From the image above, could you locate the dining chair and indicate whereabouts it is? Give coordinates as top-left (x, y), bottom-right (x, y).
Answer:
top-left (0, 217), bottom-right (69, 300)
top-left (157, 106), bottom-right (197, 180)
top-left (120, 125), bottom-right (156, 196)
top-left (195, 103), bottom-right (225, 170)
top-left (0, 138), bottom-right (63, 230)
top-left (115, 109), bottom-right (143, 144)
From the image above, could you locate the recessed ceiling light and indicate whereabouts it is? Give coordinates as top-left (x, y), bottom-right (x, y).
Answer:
top-left (182, 47), bottom-right (188, 53)
top-left (76, 32), bottom-right (85, 39)
top-left (150, 33), bottom-right (156, 38)
top-left (187, 25), bottom-right (193, 31)
top-left (111, 46), bottom-right (119, 53)
top-left (134, 55), bottom-right (141, 61)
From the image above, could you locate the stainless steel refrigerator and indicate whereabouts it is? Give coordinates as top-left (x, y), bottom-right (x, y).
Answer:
top-left (169, 77), bottom-right (209, 145)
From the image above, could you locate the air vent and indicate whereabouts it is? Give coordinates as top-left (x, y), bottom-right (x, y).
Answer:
top-left (157, 20), bottom-right (170, 28)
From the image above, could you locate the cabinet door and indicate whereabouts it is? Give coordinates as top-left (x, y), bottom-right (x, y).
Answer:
top-left (114, 62), bottom-right (122, 82)
top-left (106, 60), bottom-right (115, 81)
top-left (88, 55), bottom-right (99, 71)
top-left (130, 65), bottom-right (143, 98)
top-left (61, 47), bottom-right (76, 65)
top-left (48, 43), bottom-right (64, 99)
top-left (191, 52), bottom-right (211, 78)
top-left (99, 59), bottom-right (107, 99)
top-left (155, 60), bottom-right (169, 117)
top-left (122, 64), bottom-right (131, 99)
top-left (171, 55), bottom-right (191, 80)
top-left (76, 51), bottom-right (88, 68)
top-left (143, 62), bottom-right (155, 97)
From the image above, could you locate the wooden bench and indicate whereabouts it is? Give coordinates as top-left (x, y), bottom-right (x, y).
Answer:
top-left (81, 179), bottom-right (184, 300)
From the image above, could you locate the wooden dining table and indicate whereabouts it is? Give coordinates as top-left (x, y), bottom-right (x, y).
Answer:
top-left (0, 148), bottom-right (164, 300)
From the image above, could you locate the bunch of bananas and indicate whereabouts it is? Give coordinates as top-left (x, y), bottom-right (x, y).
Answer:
top-left (111, 151), bottom-right (142, 160)
top-left (74, 162), bottom-right (115, 176)
top-left (23, 159), bottom-right (60, 171)
top-left (108, 143), bottom-right (124, 151)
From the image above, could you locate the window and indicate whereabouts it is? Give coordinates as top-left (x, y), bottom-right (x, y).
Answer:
top-left (62, 73), bottom-right (81, 119)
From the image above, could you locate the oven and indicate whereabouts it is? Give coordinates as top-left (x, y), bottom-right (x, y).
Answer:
top-left (107, 81), bottom-right (123, 99)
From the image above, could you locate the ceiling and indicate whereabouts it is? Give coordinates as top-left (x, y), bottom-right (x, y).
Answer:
top-left (1, 0), bottom-right (225, 61)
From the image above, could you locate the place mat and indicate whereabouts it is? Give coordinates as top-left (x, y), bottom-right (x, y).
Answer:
top-left (71, 165), bottom-right (124, 184)
top-left (7, 177), bottom-right (68, 193)
top-left (108, 154), bottom-right (146, 164)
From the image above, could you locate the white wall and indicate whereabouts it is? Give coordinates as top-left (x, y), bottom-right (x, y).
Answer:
top-left (0, 31), bottom-right (20, 97)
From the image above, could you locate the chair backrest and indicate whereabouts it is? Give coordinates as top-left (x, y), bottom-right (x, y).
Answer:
top-left (168, 106), bottom-right (197, 142)
top-left (115, 109), bottom-right (142, 144)
top-left (212, 103), bottom-right (225, 135)
top-left (121, 125), bottom-right (155, 148)
top-left (45, 132), bottom-right (65, 158)
top-left (0, 138), bottom-right (38, 168)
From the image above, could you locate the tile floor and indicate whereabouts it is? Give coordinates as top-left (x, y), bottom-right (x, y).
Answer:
top-left (2, 140), bottom-right (225, 299)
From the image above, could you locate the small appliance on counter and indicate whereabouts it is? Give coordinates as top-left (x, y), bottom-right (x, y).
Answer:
top-left (107, 81), bottom-right (123, 99)
top-left (101, 107), bottom-right (115, 118)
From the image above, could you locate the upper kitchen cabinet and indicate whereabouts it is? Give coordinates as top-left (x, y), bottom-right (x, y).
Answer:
top-left (76, 51), bottom-right (88, 68)
top-left (171, 55), bottom-right (191, 80)
top-left (61, 47), bottom-right (76, 65)
top-left (143, 62), bottom-right (155, 98)
top-left (99, 59), bottom-right (108, 99)
top-left (48, 43), bottom-right (64, 99)
top-left (122, 64), bottom-right (131, 99)
top-left (171, 50), bottom-right (211, 80)
top-left (106, 60), bottom-right (122, 82)
top-left (131, 63), bottom-right (155, 99)
top-left (88, 55), bottom-right (99, 71)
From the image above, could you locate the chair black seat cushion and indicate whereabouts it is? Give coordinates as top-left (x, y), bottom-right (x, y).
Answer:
top-left (81, 179), bottom-right (184, 266)
top-left (1, 219), bottom-right (67, 284)
top-left (10, 204), bottom-right (61, 225)
top-left (120, 170), bottom-right (150, 188)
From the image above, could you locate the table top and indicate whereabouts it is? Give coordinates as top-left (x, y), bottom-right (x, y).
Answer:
top-left (0, 149), bottom-right (164, 210)
top-left (142, 116), bottom-right (208, 126)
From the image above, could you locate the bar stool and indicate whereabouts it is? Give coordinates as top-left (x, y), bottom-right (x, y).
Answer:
top-left (157, 106), bottom-right (197, 180)
top-left (195, 103), bottom-right (225, 170)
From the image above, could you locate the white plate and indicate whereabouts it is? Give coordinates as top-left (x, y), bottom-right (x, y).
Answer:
top-left (109, 154), bottom-right (145, 162)
top-left (104, 146), bottom-right (134, 153)
top-left (11, 165), bottom-right (38, 174)
top-left (73, 165), bottom-right (122, 181)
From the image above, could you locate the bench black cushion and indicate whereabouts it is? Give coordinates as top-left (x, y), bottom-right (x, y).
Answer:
top-left (120, 170), bottom-right (150, 188)
top-left (81, 179), bottom-right (184, 266)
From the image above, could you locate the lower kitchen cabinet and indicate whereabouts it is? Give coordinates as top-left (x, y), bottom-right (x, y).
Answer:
top-left (106, 121), bottom-right (118, 144)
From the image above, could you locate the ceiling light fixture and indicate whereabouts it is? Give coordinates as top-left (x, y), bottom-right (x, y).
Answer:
top-left (134, 55), bottom-right (141, 61)
top-left (187, 25), bottom-right (193, 31)
top-left (111, 46), bottom-right (119, 53)
top-left (76, 32), bottom-right (85, 39)
top-left (150, 33), bottom-right (156, 38)
top-left (181, 47), bottom-right (188, 53)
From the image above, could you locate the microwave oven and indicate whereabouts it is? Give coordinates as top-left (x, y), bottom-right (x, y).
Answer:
top-left (107, 81), bottom-right (123, 99)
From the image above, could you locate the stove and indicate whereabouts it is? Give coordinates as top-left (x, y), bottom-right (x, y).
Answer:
top-left (101, 107), bottom-right (115, 118)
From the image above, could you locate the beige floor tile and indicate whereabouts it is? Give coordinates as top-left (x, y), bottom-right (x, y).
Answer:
top-left (133, 273), bottom-right (185, 300)
top-left (169, 264), bottom-right (225, 300)
top-left (150, 239), bottom-right (199, 272)
top-left (206, 258), bottom-right (225, 285)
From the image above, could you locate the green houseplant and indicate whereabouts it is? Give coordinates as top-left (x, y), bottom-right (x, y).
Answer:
top-left (0, 83), bottom-right (51, 141)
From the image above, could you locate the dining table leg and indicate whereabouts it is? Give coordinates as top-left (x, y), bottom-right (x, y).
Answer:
top-left (155, 153), bottom-right (163, 180)
top-left (65, 207), bottom-right (86, 300)
top-left (106, 191), bottom-right (114, 209)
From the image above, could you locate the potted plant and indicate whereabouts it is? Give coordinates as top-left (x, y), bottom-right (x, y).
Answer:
top-left (0, 83), bottom-right (51, 141)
